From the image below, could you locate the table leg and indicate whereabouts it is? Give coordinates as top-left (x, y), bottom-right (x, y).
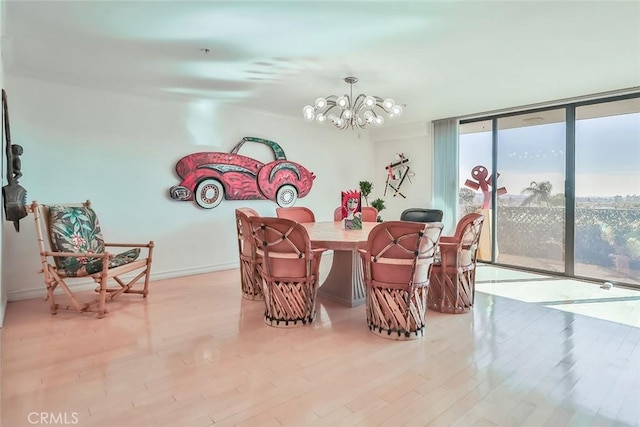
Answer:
top-left (318, 249), bottom-right (365, 307)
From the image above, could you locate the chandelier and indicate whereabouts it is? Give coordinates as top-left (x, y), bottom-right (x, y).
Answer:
top-left (303, 77), bottom-right (403, 130)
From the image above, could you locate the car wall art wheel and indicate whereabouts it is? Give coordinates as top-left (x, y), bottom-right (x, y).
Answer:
top-left (276, 184), bottom-right (298, 207)
top-left (195, 179), bottom-right (224, 209)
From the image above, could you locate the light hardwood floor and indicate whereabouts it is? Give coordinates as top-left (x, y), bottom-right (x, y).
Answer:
top-left (2, 265), bottom-right (639, 427)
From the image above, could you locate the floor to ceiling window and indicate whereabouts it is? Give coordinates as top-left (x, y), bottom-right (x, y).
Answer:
top-left (458, 120), bottom-right (492, 262)
top-left (574, 98), bottom-right (640, 286)
top-left (459, 92), bottom-right (640, 287)
top-left (496, 109), bottom-right (566, 272)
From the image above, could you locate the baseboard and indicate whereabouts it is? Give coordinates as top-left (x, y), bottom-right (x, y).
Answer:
top-left (6, 262), bottom-right (239, 302)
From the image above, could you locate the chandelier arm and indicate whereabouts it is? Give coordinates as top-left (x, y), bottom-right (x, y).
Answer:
top-left (353, 94), bottom-right (367, 114)
top-left (373, 103), bottom-right (391, 114)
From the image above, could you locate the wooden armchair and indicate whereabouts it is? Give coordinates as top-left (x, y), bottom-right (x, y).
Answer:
top-left (361, 221), bottom-right (442, 340)
top-left (361, 206), bottom-right (378, 222)
top-left (333, 206), bottom-right (343, 221)
top-left (428, 213), bottom-right (484, 314)
top-left (334, 206), bottom-right (377, 222)
top-left (275, 206), bottom-right (315, 223)
top-left (235, 208), bottom-right (263, 300)
top-left (29, 200), bottom-right (154, 318)
top-left (248, 217), bottom-right (326, 327)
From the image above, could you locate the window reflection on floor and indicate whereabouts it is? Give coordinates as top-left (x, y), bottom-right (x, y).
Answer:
top-left (475, 264), bottom-right (640, 328)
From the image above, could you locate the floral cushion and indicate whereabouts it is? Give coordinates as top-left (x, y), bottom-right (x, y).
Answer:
top-left (48, 205), bottom-right (140, 277)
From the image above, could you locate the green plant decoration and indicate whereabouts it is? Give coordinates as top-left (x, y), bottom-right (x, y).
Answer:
top-left (359, 180), bottom-right (373, 206)
top-left (371, 198), bottom-right (386, 222)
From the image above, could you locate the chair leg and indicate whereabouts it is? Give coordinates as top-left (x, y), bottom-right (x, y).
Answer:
top-left (143, 243), bottom-right (154, 297)
top-left (45, 278), bottom-right (58, 315)
top-left (142, 265), bottom-right (150, 298)
top-left (96, 272), bottom-right (108, 319)
top-left (50, 269), bottom-right (85, 313)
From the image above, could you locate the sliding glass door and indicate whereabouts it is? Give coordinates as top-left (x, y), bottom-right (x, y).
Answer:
top-left (459, 93), bottom-right (640, 287)
top-left (574, 98), bottom-right (640, 286)
top-left (495, 109), bottom-right (566, 272)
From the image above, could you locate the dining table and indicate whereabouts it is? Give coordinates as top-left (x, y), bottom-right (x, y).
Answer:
top-left (301, 221), bottom-right (378, 307)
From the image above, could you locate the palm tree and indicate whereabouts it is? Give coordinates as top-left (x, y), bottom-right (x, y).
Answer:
top-left (520, 181), bottom-right (553, 206)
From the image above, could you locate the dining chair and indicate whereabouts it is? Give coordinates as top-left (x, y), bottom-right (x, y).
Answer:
top-left (334, 206), bottom-right (377, 222)
top-left (235, 208), bottom-right (263, 300)
top-left (361, 206), bottom-right (378, 222)
top-left (29, 200), bottom-right (154, 319)
top-left (428, 213), bottom-right (484, 314)
top-left (248, 216), bottom-right (327, 327)
top-left (361, 220), bottom-right (443, 340)
top-left (400, 208), bottom-right (444, 223)
top-left (275, 206), bottom-right (316, 223)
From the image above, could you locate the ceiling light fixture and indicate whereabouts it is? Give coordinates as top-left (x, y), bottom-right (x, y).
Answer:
top-left (303, 76), bottom-right (403, 130)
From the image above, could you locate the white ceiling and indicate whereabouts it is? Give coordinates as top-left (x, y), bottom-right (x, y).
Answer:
top-left (5, 1), bottom-right (640, 126)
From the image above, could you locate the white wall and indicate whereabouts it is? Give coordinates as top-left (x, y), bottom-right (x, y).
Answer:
top-left (3, 76), bottom-right (376, 301)
top-left (370, 122), bottom-right (435, 222)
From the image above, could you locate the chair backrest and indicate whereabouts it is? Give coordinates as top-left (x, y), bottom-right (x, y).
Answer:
top-left (443, 213), bottom-right (484, 269)
top-left (363, 221), bottom-right (443, 290)
top-left (361, 206), bottom-right (378, 222)
top-left (400, 208), bottom-right (444, 223)
top-left (32, 200), bottom-right (107, 275)
top-left (276, 206), bottom-right (315, 223)
top-left (248, 217), bottom-right (314, 279)
top-left (235, 207), bottom-right (259, 257)
top-left (335, 206), bottom-right (377, 222)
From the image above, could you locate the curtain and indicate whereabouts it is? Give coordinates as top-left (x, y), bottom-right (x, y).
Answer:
top-left (432, 118), bottom-right (459, 234)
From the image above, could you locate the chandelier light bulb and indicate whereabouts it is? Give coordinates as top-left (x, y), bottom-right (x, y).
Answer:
top-left (364, 96), bottom-right (376, 108)
top-left (302, 77), bottom-right (403, 130)
top-left (383, 98), bottom-right (395, 110)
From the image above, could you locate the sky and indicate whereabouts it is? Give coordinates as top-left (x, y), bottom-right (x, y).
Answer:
top-left (460, 112), bottom-right (640, 198)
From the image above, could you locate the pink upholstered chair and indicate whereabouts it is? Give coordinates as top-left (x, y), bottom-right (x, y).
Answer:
top-left (334, 206), bottom-right (377, 222)
top-left (275, 206), bottom-right (315, 223)
top-left (361, 220), bottom-right (443, 340)
top-left (248, 217), bottom-right (326, 327)
top-left (333, 207), bottom-right (343, 221)
top-left (361, 206), bottom-right (378, 222)
top-left (235, 208), bottom-right (263, 301)
top-left (428, 213), bottom-right (484, 314)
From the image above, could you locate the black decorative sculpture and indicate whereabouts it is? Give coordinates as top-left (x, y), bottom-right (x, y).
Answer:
top-left (2, 89), bottom-right (27, 232)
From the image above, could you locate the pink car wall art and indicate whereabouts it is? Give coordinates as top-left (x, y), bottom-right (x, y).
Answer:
top-left (169, 137), bottom-right (316, 209)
